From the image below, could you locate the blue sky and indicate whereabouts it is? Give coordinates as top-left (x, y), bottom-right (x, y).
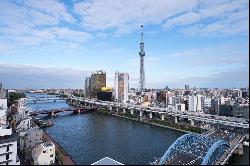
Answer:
top-left (0, 0), bottom-right (249, 89)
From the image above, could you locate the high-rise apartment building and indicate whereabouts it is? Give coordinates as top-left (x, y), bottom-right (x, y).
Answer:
top-left (0, 98), bottom-right (20, 165)
top-left (211, 97), bottom-right (220, 115)
top-left (188, 95), bottom-right (204, 113)
top-left (90, 70), bottom-right (106, 98)
top-left (84, 77), bottom-right (91, 98)
top-left (185, 85), bottom-right (190, 91)
top-left (114, 72), bottom-right (129, 103)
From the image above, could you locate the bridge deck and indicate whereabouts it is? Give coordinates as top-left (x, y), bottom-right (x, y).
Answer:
top-left (164, 130), bottom-right (240, 165)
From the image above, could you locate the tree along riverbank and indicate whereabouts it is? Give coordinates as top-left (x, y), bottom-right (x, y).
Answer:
top-left (95, 108), bottom-right (204, 134)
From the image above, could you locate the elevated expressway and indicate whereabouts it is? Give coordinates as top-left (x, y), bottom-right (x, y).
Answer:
top-left (69, 97), bottom-right (249, 129)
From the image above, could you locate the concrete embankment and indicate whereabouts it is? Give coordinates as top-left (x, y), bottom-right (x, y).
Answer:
top-left (114, 114), bottom-right (191, 134)
top-left (96, 109), bottom-right (202, 134)
top-left (31, 119), bottom-right (76, 165)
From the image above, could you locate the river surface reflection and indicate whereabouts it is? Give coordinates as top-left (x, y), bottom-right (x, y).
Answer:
top-left (26, 93), bottom-right (249, 165)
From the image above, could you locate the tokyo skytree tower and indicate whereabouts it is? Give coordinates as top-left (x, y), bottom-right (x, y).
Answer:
top-left (139, 25), bottom-right (145, 92)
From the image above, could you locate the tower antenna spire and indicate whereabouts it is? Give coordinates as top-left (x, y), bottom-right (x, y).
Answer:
top-left (141, 25), bottom-right (144, 43)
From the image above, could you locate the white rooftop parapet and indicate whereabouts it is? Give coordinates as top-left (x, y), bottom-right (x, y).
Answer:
top-left (91, 157), bottom-right (123, 165)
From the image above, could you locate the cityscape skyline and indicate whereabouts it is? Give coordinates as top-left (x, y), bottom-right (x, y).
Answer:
top-left (0, 0), bottom-right (249, 89)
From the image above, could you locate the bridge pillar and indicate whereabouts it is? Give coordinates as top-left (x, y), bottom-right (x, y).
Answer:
top-left (149, 112), bottom-right (152, 119)
top-left (174, 116), bottom-right (178, 123)
top-left (140, 110), bottom-right (143, 117)
top-left (161, 114), bottom-right (165, 120)
top-left (74, 109), bottom-right (81, 114)
top-left (130, 109), bottom-right (134, 115)
top-left (123, 108), bottom-right (126, 114)
top-left (49, 112), bottom-right (54, 116)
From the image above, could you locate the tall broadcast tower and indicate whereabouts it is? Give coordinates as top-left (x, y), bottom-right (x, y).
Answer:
top-left (139, 25), bottom-right (145, 92)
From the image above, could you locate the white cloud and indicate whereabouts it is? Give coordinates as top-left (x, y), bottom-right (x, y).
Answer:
top-left (168, 44), bottom-right (249, 67)
top-left (74, 0), bottom-right (198, 33)
top-left (23, 0), bottom-right (76, 23)
top-left (29, 9), bottom-right (59, 25)
top-left (73, 0), bottom-right (249, 36)
top-left (162, 12), bottom-right (201, 29)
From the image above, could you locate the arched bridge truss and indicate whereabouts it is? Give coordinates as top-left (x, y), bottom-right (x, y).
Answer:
top-left (159, 133), bottom-right (229, 165)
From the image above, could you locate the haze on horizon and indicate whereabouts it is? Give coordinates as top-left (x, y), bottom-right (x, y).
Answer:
top-left (0, 0), bottom-right (249, 89)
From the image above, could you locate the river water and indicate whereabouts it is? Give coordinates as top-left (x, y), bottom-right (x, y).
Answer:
top-left (26, 93), bottom-right (249, 165)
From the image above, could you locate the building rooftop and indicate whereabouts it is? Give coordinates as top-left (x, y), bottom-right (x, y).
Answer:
top-left (43, 142), bottom-right (54, 147)
top-left (91, 157), bottom-right (123, 165)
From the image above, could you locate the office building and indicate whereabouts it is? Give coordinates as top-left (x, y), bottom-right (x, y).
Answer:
top-left (114, 72), bottom-right (129, 103)
top-left (188, 95), bottom-right (204, 113)
top-left (84, 77), bottom-right (91, 98)
top-left (211, 97), bottom-right (220, 115)
top-left (90, 70), bottom-right (106, 98)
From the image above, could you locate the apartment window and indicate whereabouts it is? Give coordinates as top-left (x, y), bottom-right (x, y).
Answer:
top-left (50, 154), bottom-right (53, 157)
top-left (6, 154), bottom-right (9, 160)
top-left (6, 162), bottom-right (8, 165)
top-left (6, 146), bottom-right (9, 152)
top-left (43, 150), bottom-right (46, 153)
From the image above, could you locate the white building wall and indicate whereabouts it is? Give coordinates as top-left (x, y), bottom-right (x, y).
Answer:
top-left (17, 98), bottom-right (26, 109)
top-left (0, 140), bottom-right (20, 165)
top-left (32, 142), bottom-right (55, 165)
top-left (114, 72), bottom-right (129, 103)
top-left (175, 104), bottom-right (185, 111)
top-left (188, 95), bottom-right (204, 113)
top-left (204, 98), bottom-right (212, 107)
top-left (197, 95), bottom-right (204, 113)
top-left (16, 117), bottom-right (31, 132)
top-left (238, 90), bottom-right (242, 98)
top-left (0, 99), bottom-right (7, 110)
top-left (25, 127), bottom-right (43, 149)
top-left (123, 73), bottom-right (129, 103)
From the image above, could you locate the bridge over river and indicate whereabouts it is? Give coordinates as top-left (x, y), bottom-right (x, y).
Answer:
top-left (68, 96), bottom-right (248, 165)
top-left (156, 129), bottom-right (245, 165)
top-left (29, 107), bottom-right (95, 116)
top-left (26, 95), bottom-right (66, 103)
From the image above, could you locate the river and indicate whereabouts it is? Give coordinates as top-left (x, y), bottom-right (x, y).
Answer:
top-left (26, 93), bottom-right (249, 165)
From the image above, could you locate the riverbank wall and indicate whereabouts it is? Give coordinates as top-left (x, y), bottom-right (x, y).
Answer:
top-left (95, 108), bottom-right (204, 134)
top-left (67, 99), bottom-right (204, 134)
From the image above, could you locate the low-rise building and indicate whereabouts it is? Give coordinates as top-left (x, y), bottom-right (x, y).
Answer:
top-left (16, 117), bottom-right (31, 133)
top-left (25, 126), bottom-right (43, 150)
top-left (32, 142), bottom-right (55, 165)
